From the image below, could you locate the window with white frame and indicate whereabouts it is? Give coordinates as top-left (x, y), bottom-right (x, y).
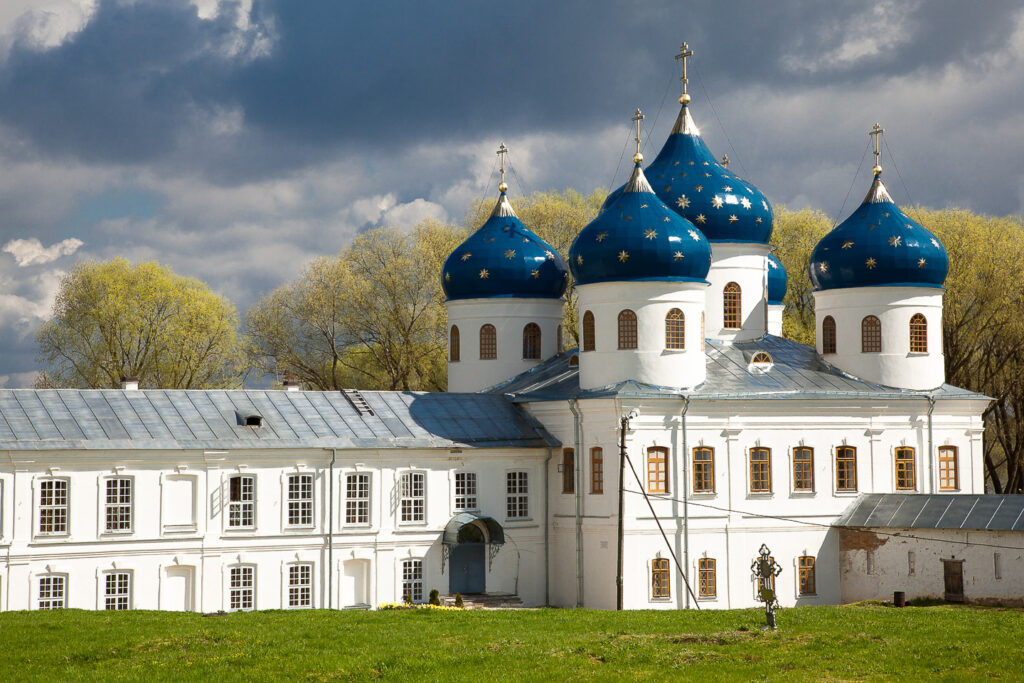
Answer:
top-left (229, 566), bottom-right (255, 611)
top-left (228, 475), bottom-right (255, 528)
top-left (104, 477), bottom-right (132, 533)
top-left (345, 473), bottom-right (370, 524)
top-left (39, 479), bottom-right (69, 535)
top-left (288, 564), bottom-right (312, 608)
top-left (287, 474), bottom-right (314, 527)
top-left (401, 559), bottom-right (423, 603)
top-left (38, 574), bottom-right (66, 609)
top-left (506, 471), bottom-right (529, 519)
top-left (454, 472), bottom-right (477, 511)
top-left (400, 472), bottom-right (425, 522)
top-left (104, 571), bottom-right (131, 610)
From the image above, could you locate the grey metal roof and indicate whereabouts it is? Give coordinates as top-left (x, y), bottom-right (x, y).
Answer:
top-left (489, 336), bottom-right (989, 403)
top-left (0, 389), bottom-right (558, 451)
top-left (834, 494), bottom-right (1024, 532)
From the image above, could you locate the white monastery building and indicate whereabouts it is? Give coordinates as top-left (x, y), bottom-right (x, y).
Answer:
top-left (1, 45), bottom-right (1021, 613)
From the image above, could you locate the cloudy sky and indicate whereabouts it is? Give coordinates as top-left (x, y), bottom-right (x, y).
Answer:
top-left (0, 0), bottom-right (1022, 387)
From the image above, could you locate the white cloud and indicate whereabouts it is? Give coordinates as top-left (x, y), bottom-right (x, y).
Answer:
top-left (380, 198), bottom-right (448, 230)
top-left (3, 236), bottom-right (83, 266)
top-left (0, 370), bottom-right (39, 388)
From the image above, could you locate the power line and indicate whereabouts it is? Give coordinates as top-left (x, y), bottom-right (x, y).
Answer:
top-left (692, 60), bottom-right (748, 178)
top-left (622, 489), bottom-right (1024, 551)
top-left (832, 137), bottom-right (871, 229)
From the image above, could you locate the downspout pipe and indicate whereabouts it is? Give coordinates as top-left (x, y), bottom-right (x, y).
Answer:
top-left (568, 399), bottom-right (583, 608)
top-left (680, 395), bottom-right (691, 609)
top-left (328, 448), bottom-right (336, 609)
top-left (544, 446), bottom-right (553, 606)
top-left (927, 395), bottom-right (936, 493)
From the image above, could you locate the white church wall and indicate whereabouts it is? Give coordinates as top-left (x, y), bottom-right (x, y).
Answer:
top-left (704, 243), bottom-right (770, 342)
top-left (839, 528), bottom-right (1024, 606)
top-left (767, 303), bottom-right (784, 336)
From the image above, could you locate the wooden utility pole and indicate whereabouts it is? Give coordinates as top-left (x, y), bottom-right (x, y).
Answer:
top-left (616, 413), bottom-right (629, 610)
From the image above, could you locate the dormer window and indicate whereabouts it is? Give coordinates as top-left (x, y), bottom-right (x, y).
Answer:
top-left (750, 351), bottom-right (773, 371)
top-left (244, 415), bottom-right (263, 427)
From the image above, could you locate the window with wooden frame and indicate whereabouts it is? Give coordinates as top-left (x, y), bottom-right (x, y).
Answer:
top-left (449, 325), bottom-right (460, 361)
top-left (38, 478), bottom-right (69, 535)
top-left (909, 313), bottom-right (927, 353)
top-left (229, 565), bottom-right (255, 611)
top-left (938, 446), bottom-right (959, 490)
top-left (288, 564), bottom-right (313, 608)
top-left (454, 472), bottom-right (478, 511)
top-left (749, 447), bottom-right (771, 493)
top-left (751, 351), bottom-right (773, 366)
top-left (523, 322), bottom-right (542, 360)
top-left (895, 447), bottom-right (916, 490)
top-left (822, 315), bottom-right (837, 354)
top-left (506, 471), bottom-right (529, 519)
top-left (399, 471), bottom-right (426, 522)
top-left (561, 448), bottom-right (575, 494)
top-left (401, 559), bottom-right (424, 603)
top-left (835, 446), bottom-right (857, 492)
top-left (104, 571), bottom-right (131, 610)
top-left (227, 474), bottom-right (255, 529)
top-left (582, 311), bottom-right (595, 351)
top-left (345, 473), bottom-right (370, 524)
top-left (104, 477), bottom-right (132, 533)
top-left (590, 447), bottom-right (604, 494)
top-left (723, 282), bottom-right (741, 329)
top-left (286, 473), bottom-right (314, 527)
top-left (692, 447), bottom-right (715, 493)
top-left (798, 556), bottom-right (816, 595)
top-left (665, 308), bottom-right (685, 349)
top-left (861, 315), bottom-right (881, 353)
top-left (792, 447), bottom-right (814, 491)
top-left (698, 558), bottom-right (716, 598)
top-left (617, 309), bottom-right (638, 349)
top-left (651, 558), bottom-right (670, 598)
top-left (647, 447), bottom-right (668, 494)
top-left (38, 575), bottom-right (66, 610)
top-left (479, 324), bottom-right (497, 360)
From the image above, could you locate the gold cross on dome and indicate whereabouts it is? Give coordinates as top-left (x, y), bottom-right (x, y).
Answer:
top-left (632, 108), bottom-right (645, 161)
top-left (869, 123), bottom-right (884, 175)
top-left (675, 42), bottom-right (694, 101)
top-left (497, 142), bottom-right (509, 191)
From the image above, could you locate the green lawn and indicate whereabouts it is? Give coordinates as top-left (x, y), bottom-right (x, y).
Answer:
top-left (1, 604), bottom-right (1021, 681)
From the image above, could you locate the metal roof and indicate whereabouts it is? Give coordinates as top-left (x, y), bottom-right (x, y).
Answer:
top-left (834, 494), bottom-right (1024, 532)
top-left (0, 389), bottom-right (558, 451)
top-left (489, 335), bottom-right (989, 403)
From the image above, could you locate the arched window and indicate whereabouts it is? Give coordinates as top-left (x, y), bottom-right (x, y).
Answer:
top-left (909, 313), bottom-right (927, 352)
top-left (479, 324), bottom-right (497, 360)
top-left (582, 311), bottom-right (595, 352)
top-left (647, 446), bottom-right (668, 493)
top-left (449, 325), bottom-right (460, 362)
top-left (618, 309), bottom-right (638, 349)
top-left (822, 316), bottom-right (837, 354)
top-left (751, 351), bottom-right (773, 365)
top-left (723, 283), bottom-right (741, 329)
top-left (895, 447), bottom-right (916, 490)
top-left (861, 316), bottom-right (881, 353)
top-left (651, 558), bottom-right (670, 598)
top-left (522, 323), bottom-right (541, 360)
top-left (665, 308), bottom-right (685, 349)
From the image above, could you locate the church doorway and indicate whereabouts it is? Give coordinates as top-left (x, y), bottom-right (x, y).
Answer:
top-left (443, 513), bottom-right (505, 595)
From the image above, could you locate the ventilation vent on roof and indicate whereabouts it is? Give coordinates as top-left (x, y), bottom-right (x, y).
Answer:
top-left (244, 414), bottom-right (263, 427)
top-left (342, 389), bottom-right (375, 416)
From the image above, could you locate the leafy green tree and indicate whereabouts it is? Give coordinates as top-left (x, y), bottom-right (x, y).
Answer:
top-left (36, 258), bottom-right (245, 388)
top-left (769, 207), bottom-right (833, 346)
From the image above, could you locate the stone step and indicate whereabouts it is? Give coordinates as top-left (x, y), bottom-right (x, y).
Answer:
top-left (441, 592), bottom-right (524, 609)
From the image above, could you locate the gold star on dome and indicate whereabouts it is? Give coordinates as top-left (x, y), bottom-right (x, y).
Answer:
top-left (531, 269), bottom-right (539, 278)
top-left (723, 185), bottom-right (732, 192)
top-left (624, 215), bottom-right (633, 221)
top-left (545, 250), bottom-right (555, 259)
top-left (931, 238), bottom-right (940, 247)
top-left (883, 212), bottom-right (890, 217)
top-left (689, 229), bottom-right (701, 241)
top-left (889, 235), bottom-right (902, 247)
top-left (503, 225), bottom-right (511, 232)
top-left (867, 224), bottom-right (877, 230)
top-left (479, 269), bottom-right (489, 279)
top-left (918, 258), bottom-right (927, 268)
top-left (768, 260), bottom-right (778, 269)
top-left (703, 172), bottom-right (711, 178)
top-left (906, 223), bottom-right (913, 229)
top-left (644, 229), bottom-right (657, 240)
top-left (688, 161), bottom-right (695, 166)
top-left (819, 262), bottom-right (829, 273)
top-left (696, 214), bottom-right (707, 224)
top-left (842, 240), bottom-right (854, 249)
top-left (865, 257), bottom-right (877, 269)
top-left (522, 237), bottom-right (530, 243)
top-left (577, 255), bottom-right (584, 265)
top-left (461, 252), bottom-right (472, 261)
top-left (677, 195), bottom-right (691, 209)
top-left (729, 214), bottom-right (739, 224)
top-left (703, 161), bottom-right (710, 166)
top-left (664, 185), bottom-right (672, 192)
top-left (504, 249), bottom-right (516, 259)
top-left (740, 197), bottom-right (752, 210)
top-left (487, 237), bottom-right (495, 242)
top-left (673, 251), bottom-right (684, 260)
top-left (663, 216), bottom-right (671, 222)
top-left (711, 196), bottom-right (724, 209)
top-left (596, 231), bottom-right (608, 242)
top-left (756, 217), bottom-right (763, 224)
top-left (618, 250), bottom-right (630, 262)
top-left (640, 203), bottom-right (649, 208)
top-left (762, 200), bottom-right (769, 211)
top-left (673, 161), bottom-right (680, 166)
top-left (695, 184), bottom-right (703, 192)
top-left (444, 272), bottom-right (450, 282)
top-left (679, 173), bottom-right (687, 178)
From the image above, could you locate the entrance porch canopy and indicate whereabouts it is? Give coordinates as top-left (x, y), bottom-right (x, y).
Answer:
top-left (442, 512), bottom-right (505, 545)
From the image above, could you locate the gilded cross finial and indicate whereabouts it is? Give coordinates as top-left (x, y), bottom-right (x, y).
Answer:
top-left (675, 42), bottom-right (694, 105)
top-left (721, 153), bottom-right (729, 168)
top-left (497, 142), bottom-right (509, 193)
top-left (869, 123), bottom-right (884, 176)
top-left (632, 108), bottom-right (645, 164)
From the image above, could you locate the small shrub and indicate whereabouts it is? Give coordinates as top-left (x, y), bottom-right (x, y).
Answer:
top-left (403, 593), bottom-right (413, 606)
top-left (429, 589), bottom-right (440, 606)
top-left (454, 593), bottom-right (464, 608)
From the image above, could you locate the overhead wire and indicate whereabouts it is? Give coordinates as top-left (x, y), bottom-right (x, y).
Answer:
top-left (832, 137), bottom-right (871, 229)
top-left (692, 60), bottom-right (749, 178)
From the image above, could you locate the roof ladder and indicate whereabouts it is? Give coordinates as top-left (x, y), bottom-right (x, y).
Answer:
top-left (342, 389), bottom-right (375, 416)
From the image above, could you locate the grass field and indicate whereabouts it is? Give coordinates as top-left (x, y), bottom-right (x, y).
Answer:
top-left (2, 603), bottom-right (1021, 681)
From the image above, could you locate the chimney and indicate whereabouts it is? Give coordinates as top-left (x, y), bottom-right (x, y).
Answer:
top-left (283, 375), bottom-right (301, 392)
top-left (120, 377), bottom-right (139, 391)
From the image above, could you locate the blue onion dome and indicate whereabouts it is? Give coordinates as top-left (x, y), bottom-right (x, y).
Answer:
top-left (601, 105), bottom-right (773, 244)
top-left (808, 174), bottom-right (948, 291)
top-left (442, 190), bottom-right (568, 301)
top-left (569, 160), bottom-right (711, 285)
top-left (766, 253), bottom-right (787, 304)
